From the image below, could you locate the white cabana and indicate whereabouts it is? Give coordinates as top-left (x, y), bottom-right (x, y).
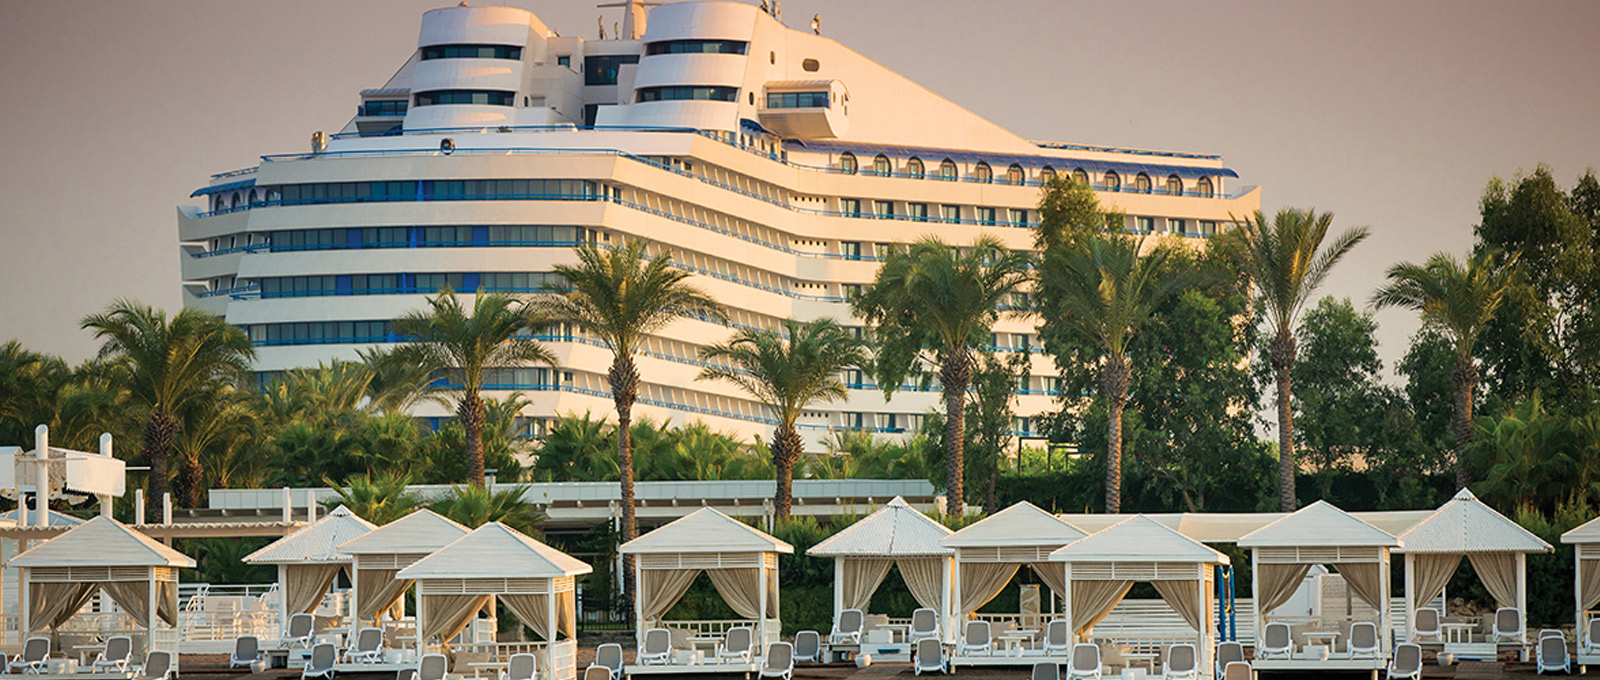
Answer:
top-left (1561, 515), bottom-right (1600, 662)
top-left (11, 516), bottom-right (194, 654)
top-left (337, 509), bottom-right (469, 628)
top-left (807, 497), bottom-right (956, 641)
top-left (1050, 515), bottom-right (1228, 675)
top-left (940, 501), bottom-right (1088, 627)
top-left (1238, 500), bottom-right (1399, 667)
top-left (397, 522), bottom-right (592, 680)
top-left (619, 507), bottom-right (793, 652)
top-left (1395, 488), bottom-right (1551, 654)
top-left (244, 505), bottom-right (376, 640)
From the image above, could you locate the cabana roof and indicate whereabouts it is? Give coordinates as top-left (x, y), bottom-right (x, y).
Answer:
top-left (1562, 515), bottom-right (1600, 544)
top-left (11, 516), bottom-right (195, 568)
top-left (244, 505), bottom-right (375, 564)
top-left (1050, 515), bottom-right (1228, 565)
top-left (396, 522), bottom-right (592, 579)
top-left (807, 496), bottom-right (953, 557)
top-left (338, 508), bottom-right (469, 555)
top-left (1237, 500), bottom-right (1400, 548)
top-left (1057, 510), bottom-right (1434, 542)
top-left (620, 507), bottom-right (793, 555)
top-left (0, 508), bottom-right (86, 528)
top-left (941, 501), bottom-right (1087, 549)
top-left (1396, 488), bottom-right (1551, 554)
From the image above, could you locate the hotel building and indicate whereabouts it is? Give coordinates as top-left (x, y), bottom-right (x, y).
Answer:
top-left (178, 0), bottom-right (1260, 443)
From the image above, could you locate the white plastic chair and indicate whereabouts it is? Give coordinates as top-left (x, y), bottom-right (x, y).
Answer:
top-left (1386, 643), bottom-right (1422, 679)
top-left (1411, 607), bottom-right (1442, 643)
top-left (1067, 643), bottom-right (1101, 680)
top-left (136, 651), bottom-right (175, 680)
top-left (956, 620), bottom-right (992, 657)
top-left (638, 628), bottom-right (672, 666)
top-left (93, 636), bottom-right (134, 673)
top-left (592, 642), bottom-right (623, 679)
top-left (1215, 640), bottom-right (1244, 678)
top-left (1222, 661), bottom-right (1253, 680)
top-left (8, 637), bottom-right (49, 674)
top-left (914, 638), bottom-right (947, 675)
top-left (1538, 630), bottom-right (1570, 675)
top-left (758, 642), bottom-right (793, 680)
top-left (1491, 607), bottom-right (1524, 644)
top-left (417, 654), bottom-right (448, 680)
top-left (302, 643), bottom-right (338, 680)
top-left (502, 653), bottom-right (536, 680)
top-left (285, 612), bottom-right (317, 649)
top-left (345, 627), bottom-right (384, 663)
top-left (1163, 643), bottom-right (1197, 679)
top-left (582, 666), bottom-right (611, 680)
top-left (1349, 622), bottom-right (1381, 659)
top-left (792, 631), bottom-right (821, 663)
top-left (1030, 661), bottom-right (1059, 680)
top-left (1585, 618), bottom-right (1600, 655)
top-left (909, 608), bottom-right (940, 644)
top-left (719, 626), bottom-right (753, 664)
top-left (1042, 619), bottom-right (1071, 656)
top-left (1258, 622), bottom-right (1293, 659)
top-left (230, 635), bottom-right (261, 669)
top-left (830, 609), bottom-right (864, 645)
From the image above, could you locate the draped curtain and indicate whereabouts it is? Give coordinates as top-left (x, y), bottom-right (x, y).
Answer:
top-left (1581, 559), bottom-right (1600, 611)
top-left (284, 564), bottom-right (344, 615)
top-left (1334, 563), bottom-right (1386, 611)
top-left (157, 581), bottom-right (177, 628)
top-left (1410, 554), bottom-right (1463, 609)
top-left (500, 594), bottom-right (553, 640)
top-left (707, 568), bottom-right (762, 620)
top-left (1152, 580), bottom-right (1203, 632)
top-left (838, 559), bottom-right (894, 612)
top-left (1468, 553), bottom-right (1518, 609)
top-left (1072, 580), bottom-right (1133, 634)
top-left (357, 568), bottom-right (412, 622)
top-left (959, 563), bottom-right (1019, 615)
top-left (420, 594), bottom-right (490, 644)
top-left (28, 582), bottom-right (97, 630)
top-left (897, 558), bottom-right (946, 612)
top-left (640, 569), bottom-right (700, 624)
top-left (102, 581), bottom-right (177, 628)
top-left (1256, 563), bottom-right (1313, 616)
top-left (1029, 563), bottom-right (1066, 599)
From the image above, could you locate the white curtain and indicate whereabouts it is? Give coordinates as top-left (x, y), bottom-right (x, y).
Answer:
top-left (898, 558), bottom-right (947, 612)
top-left (1335, 562), bottom-right (1386, 611)
top-left (357, 568), bottom-right (412, 622)
top-left (1257, 563), bottom-right (1313, 616)
top-left (1582, 559), bottom-right (1600, 611)
top-left (102, 581), bottom-right (176, 628)
top-left (959, 563), bottom-right (1019, 615)
top-left (1072, 580), bottom-right (1133, 634)
top-left (500, 594), bottom-right (554, 640)
top-left (1468, 553), bottom-right (1519, 609)
top-left (1152, 580), bottom-right (1204, 632)
top-left (640, 569), bottom-right (700, 624)
top-left (707, 568), bottom-right (762, 620)
top-left (28, 582), bottom-right (97, 630)
top-left (284, 564), bottom-right (344, 615)
top-left (420, 593), bottom-right (490, 644)
top-left (1410, 553), bottom-right (1463, 609)
top-left (1029, 563), bottom-right (1066, 599)
top-left (157, 581), bottom-right (178, 628)
top-left (839, 559), bottom-right (894, 612)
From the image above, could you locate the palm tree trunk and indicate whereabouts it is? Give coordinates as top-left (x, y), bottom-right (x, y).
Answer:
top-left (771, 424), bottom-right (803, 518)
top-left (143, 408), bottom-right (179, 520)
top-left (941, 350), bottom-right (973, 517)
top-left (1270, 329), bottom-right (1298, 512)
top-left (172, 452), bottom-right (205, 508)
top-left (1103, 354), bottom-right (1131, 513)
top-left (459, 393), bottom-right (487, 487)
top-left (609, 353), bottom-right (640, 616)
top-left (1451, 355), bottom-right (1478, 489)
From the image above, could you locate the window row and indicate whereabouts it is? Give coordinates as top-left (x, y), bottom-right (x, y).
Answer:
top-left (420, 44), bottom-right (522, 61)
top-left (257, 271), bottom-right (565, 298)
top-left (834, 152), bottom-right (1219, 196)
top-left (1131, 217), bottom-right (1221, 236)
top-left (358, 100), bottom-right (408, 117)
top-left (413, 89), bottom-right (515, 107)
top-left (644, 39), bottom-right (749, 55)
top-left (764, 91), bottom-right (830, 109)
top-left (637, 86), bottom-right (739, 103)
top-left (267, 226), bottom-right (594, 252)
top-left (837, 199), bottom-right (1031, 227)
top-left (275, 179), bottom-right (597, 205)
top-left (243, 321), bottom-right (393, 346)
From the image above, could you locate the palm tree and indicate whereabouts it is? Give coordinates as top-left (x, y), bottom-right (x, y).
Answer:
top-left (391, 289), bottom-right (555, 487)
top-left (326, 471), bottom-right (419, 525)
top-left (1372, 250), bottom-right (1521, 488)
top-left (1217, 209), bottom-right (1368, 511)
top-left (853, 236), bottom-right (1031, 516)
top-left (431, 484), bottom-right (545, 535)
top-left (1037, 233), bottom-right (1195, 512)
top-left (81, 300), bottom-right (255, 518)
top-left (540, 240), bottom-right (724, 544)
top-left (698, 318), bottom-right (867, 517)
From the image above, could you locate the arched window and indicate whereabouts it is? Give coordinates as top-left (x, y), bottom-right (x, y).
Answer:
top-left (873, 154), bottom-right (891, 176)
top-left (1135, 173), bottom-right (1152, 194)
top-left (907, 157), bottom-right (924, 179)
top-left (1103, 171), bottom-right (1121, 192)
top-left (250, 189), bottom-right (262, 204)
top-left (232, 191), bottom-right (244, 207)
top-left (839, 152), bottom-right (857, 174)
top-left (1072, 168), bottom-right (1089, 186)
top-left (1040, 166), bottom-right (1056, 183)
top-left (1197, 177), bottom-right (1214, 198)
top-left (974, 162), bottom-right (992, 183)
top-left (939, 158), bottom-right (957, 181)
top-left (1006, 164), bottom-right (1025, 185)
top-left (213, 196), bottom-right (225, 211)
top-left (1166, 175), bottom-right (1183, 195)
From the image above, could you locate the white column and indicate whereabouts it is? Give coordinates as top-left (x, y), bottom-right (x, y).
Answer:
top-left (1577, 549), bottom-right (1585, 650)
top-left (1250, 549), bottom-right (1262, 652)
top-left (633, 559), bottom-right (645, 649)
top-left (19, 567), bottom-right (29, 639)
top-left (940, 556), bottom-right (954, 644)
top-left (950, 554), bottom-right (964, 642)
top-left (415, 588), bottom-right (426, 654)
top-left (832, 558), bottom-right (843, 632)
top-left (546, 583), bottom-right (558, 678)
top-left (282, 487), bottom-right (292, 524)
top-left (1061, 562), bottom-right (1074, 648)
top-left (1403, 552), bottom-right (1415, 644)
top-left (135, 490), bottom-right (145, 525)
top-left (348, 564), bottom-right (361, 639)
top-left (148, 571), bottom-right (159, 654)
top-left (1379, 550), bottom-right (1392, 655)
top-left (1198, 570), bottom-right (1211, 679)
top-left (307, 490), bottom-right (318, 522)
top-left (98, 433), bottom-right (114, 518)
top-left (33, 425), bottom-right (49, 528)
top-left (1517, 552), bottom-right (1528, 660)
top-left (279, 564), bottom-right (290, 641)
top-left (757, 559), bottom-right (769, 652)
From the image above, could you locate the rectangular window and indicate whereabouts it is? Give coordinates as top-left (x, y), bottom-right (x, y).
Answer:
top-left (584, 54), bottom-right (639, 85)
top-left (841, 242), bottom-right (862, 261)
top-left (908, 203), bottom-right (929, 222)
top-left (421, 44), bottom-right (522, 60)
top-left (941, 205), bottom-right (960, 223)
top-left (557, 55), bottom-right (571, 67)
top-left (413, 90), bottom-right (515, 107)
top-left (978, 207), bottom-right (997, 226)
top-left (645, 39), bottom-right (749, 55)
top-left (840, 198), bottom-right (861, 217)
top-left (1009, 208), bottom-right (1029, 225)
top-left (1170, 218), bottom-right (1187, 235)
top-left (763, 91), bottom-right (830, 109)
top-left (1200, 220), bottom-right (1217, 236)
top-left (874, 243), bottom-right (892, 260)
top-left (873, 200), bottom-right (895, 218)
top-left (1137, 216), bottom-right (1156, 233)
top-left (636, 86), bottom-right (739, 102)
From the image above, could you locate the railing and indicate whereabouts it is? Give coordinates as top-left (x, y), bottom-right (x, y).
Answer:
top-left (196, 284), bottom-right (260, 299)
top-left (211, 166), bottom-right (259, 180)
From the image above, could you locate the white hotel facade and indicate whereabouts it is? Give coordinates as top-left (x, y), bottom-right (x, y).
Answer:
top-left (178, 0), bottom-right (1260, 442)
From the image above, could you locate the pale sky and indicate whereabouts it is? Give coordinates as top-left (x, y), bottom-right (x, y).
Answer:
top-left (2, 0), bottom-right (1597, 382)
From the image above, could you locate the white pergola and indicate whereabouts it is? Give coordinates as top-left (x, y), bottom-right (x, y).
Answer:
top-left (12, 516), bottom-right (194, 655)
top-left (1238, 500), bottom-right (1400, 658)
top-left (1395, 488), bottom-right (1551, 651)
top-left (940, 501), bottom-right (1088, 625)
top-left (806, 497), bottom-right (956, 641)
top-left (337, 509), bottom-right (469, 628)
top-left (619, 507), bottom-right (793, 651)
top-left (1561, 515), bottom-right (1600, 660)
top-left (244, 505), bottom-right (375, 641)
top-left (397, 522), bottom-right (592, 680)
top-left (1049, 515), bottom-right (1228, 676)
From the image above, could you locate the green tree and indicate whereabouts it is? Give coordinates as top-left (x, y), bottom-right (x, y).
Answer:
top-left (541, 240), bottom-right (724, 545)
top-left (698, 318), bottom-right (867, 517)
top-left (392, 289), bottom-right (554, 487)
top-left (1034, 174), bottom-right (1125, 252)
top-left (964, 350), bottom-right (1031, 510)
top-left (326, 471), bottom-right (420, 525)
top-left (0, 341), bottom-right (71, 447)
top-left (358, 346), bottom-right (446, 414)
top-left (1036, 232), bottom-right (1194, 512)
top-left (80, 300), bottom-right (255, 517)
top-left (853, 236), bottom-right (1031, 516)
top-left (528, 413), bottom-right (617, 482)
top-left (430, 484), bottom-right (545, 536)
top-left (1217, 208), bottom-right (1369, 510)
top-left (422, 393), bottom-right (533, 483)
top-left (1372, 250), bottom-right (1522, 488)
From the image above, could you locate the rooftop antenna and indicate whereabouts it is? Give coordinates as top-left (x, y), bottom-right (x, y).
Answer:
top-left (596, 0), bottom-right (660, 40)
top-left (811, 13), bottom-right (820, 34)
